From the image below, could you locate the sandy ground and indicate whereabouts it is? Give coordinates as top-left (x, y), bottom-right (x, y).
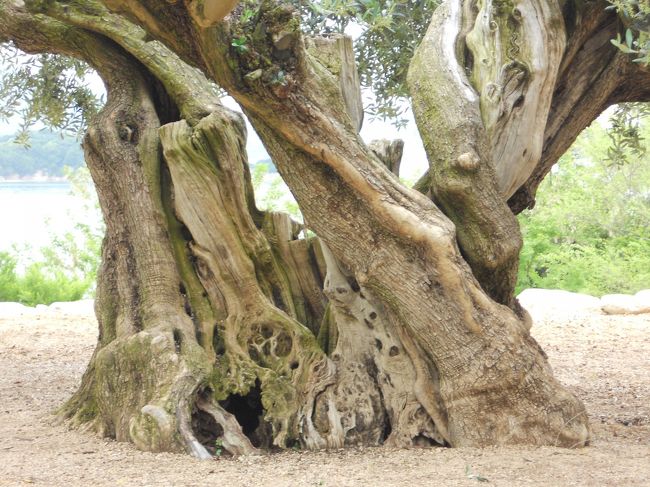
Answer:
top-left (0, 299), bottom-right (648, 487)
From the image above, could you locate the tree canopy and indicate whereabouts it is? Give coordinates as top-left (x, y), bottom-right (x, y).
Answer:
top-left (0, 45), bottom-right (100, 143)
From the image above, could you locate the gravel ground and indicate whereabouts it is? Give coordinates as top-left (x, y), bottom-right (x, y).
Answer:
top-left (0, 298), bottom-right (648, 487)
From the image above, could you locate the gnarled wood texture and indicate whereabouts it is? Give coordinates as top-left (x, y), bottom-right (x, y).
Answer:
top-left (6, 0), bottom-right (648, 456)
top-left (408, 0), bottom-right (524, 306)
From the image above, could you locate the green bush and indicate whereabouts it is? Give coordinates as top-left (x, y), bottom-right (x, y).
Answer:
top-left (0, 250), bottom-right (93, 306)
top-left (517, 115), bottom-right (650, 296)
top-left (0, 251), bottom-right (20, 301)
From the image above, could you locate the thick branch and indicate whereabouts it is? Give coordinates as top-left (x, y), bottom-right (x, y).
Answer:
top-left (509, 2), bottom-right (650, 212)
top-left (408, 0), bottom-right (523, 306)
top-left (465, 0), bottom-right (566, 199)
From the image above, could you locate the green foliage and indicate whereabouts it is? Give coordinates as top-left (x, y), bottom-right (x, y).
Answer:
top-left (0, 44), bottom-right (102, 143)
top-left (0, 250), bottom-right (93, 306)
top-left (604, 102), bottom-right (649, 166)
top-left (251, 160), bottom-right (302, 220)
top-left (608, 1), bottom-right (649, 64)
top-left (0, 130), bottom-right (84, 178)
top-left (214, 438), bottom-right (223, 457)
top-left (517, 112), bottom-right (650, 296)
top-left (231, 36), bottom-right (250, 53)
top-left (0, 251), bottom-right (20, 300)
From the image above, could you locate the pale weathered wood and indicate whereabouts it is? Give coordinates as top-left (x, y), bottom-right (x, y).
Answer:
top-left (408, 0), bottom-right (523, 306)
top-left (369, 139), bottom-right (404, 177)
top-left (188, 0), bottom-right (239, 28)
top-left (466, 0), bottom-right (565, 199)
top-left (307, 35), bottom-right (364, 132)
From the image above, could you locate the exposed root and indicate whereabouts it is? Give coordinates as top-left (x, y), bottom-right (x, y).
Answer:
top-left (177, 395), bottom-right (213, 460)
top-left (196, 394), bottom-right (259, 456)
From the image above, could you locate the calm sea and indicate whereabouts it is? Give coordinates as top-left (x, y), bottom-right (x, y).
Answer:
top-left (0, 181), bottom-right (97, 253)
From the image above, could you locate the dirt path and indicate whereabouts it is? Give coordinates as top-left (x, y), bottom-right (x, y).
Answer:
top-left (0, 301), bottom-right (648, 487)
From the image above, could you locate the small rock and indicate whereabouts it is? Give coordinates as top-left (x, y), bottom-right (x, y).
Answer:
top-left (517, 289), bottom-right (601, 318)
top-left (601, 292), bottom-right (650, 315)
top-left (635, 289), bottom-right (650, 307)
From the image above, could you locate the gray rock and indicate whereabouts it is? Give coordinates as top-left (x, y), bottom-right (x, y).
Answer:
top-left (47, 299), bottom-right (95, 316)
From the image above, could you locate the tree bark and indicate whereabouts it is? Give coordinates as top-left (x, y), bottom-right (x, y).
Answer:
top-left (509, 1), bottom-right (650, 212)
top-left (85, 0), bottom-right (590, 447)
top-left (407, 1), bottom-right (650, 215)
top-left (3, 0), bottom-right (340, 455)
top-left (68, 53), bottom-right (342, 455)
top-left (9, 0), bottom-right (648, 456)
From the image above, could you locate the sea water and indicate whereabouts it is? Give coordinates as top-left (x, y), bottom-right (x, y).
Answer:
top-left (0, 181), bottom-right (97, 254)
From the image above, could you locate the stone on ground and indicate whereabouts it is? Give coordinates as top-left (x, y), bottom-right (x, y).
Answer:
top-left (601, 291), bottom-right (650, 315)
top-left (0, 302), bottom-right (37, 316)
top-left (517, 288), bottom-right (602, 319)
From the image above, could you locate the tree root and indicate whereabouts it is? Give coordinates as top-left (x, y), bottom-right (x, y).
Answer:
top-left (196, 394), bottom-right (259, 456)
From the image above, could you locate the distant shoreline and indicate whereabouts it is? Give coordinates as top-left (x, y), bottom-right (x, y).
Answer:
top-left (0, 175), bottom-right (68, 183)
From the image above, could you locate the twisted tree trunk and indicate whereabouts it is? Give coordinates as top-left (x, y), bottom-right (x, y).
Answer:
top-left (3, 0), bottom-right (648, 457)
top-left (3, 1), bottom-right (337, 455)
top-left (68, 51), bottom-right (343, 455)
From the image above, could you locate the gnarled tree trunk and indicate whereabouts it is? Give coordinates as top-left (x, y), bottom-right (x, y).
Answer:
top-left (2, 0), bottom-right (648, 457)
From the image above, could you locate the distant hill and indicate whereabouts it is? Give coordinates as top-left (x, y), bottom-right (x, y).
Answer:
top-left (0, 131), bottom-right (276, 179)
top-left (0, 131), bottom-right (84, 179)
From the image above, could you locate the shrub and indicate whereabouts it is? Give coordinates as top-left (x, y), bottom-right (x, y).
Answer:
top-left (517, 116), bottom-right (650, 296)
top-left (0, 250), bottom-right (95, 306)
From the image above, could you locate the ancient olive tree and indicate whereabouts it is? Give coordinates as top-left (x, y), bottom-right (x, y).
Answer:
top-left (1, 0), bottom-right (648, 457)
